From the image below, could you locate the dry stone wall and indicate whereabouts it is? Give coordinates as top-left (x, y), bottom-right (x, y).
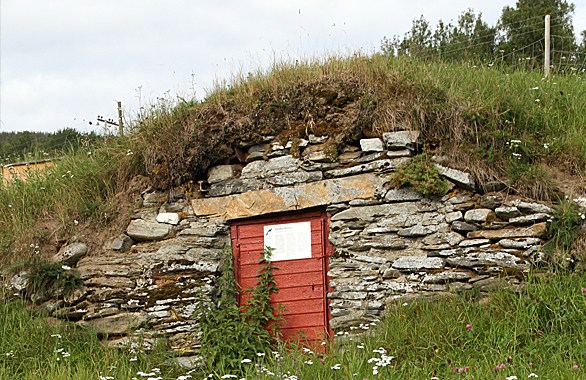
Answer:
top-left (20, 194), bottom-right (230, 356)
top-left (192, 132), bottom-right (552, 333)
top-left (7, 130), bottom-right (558, 357)
top-left (326, 196), bottom-right (549, 330)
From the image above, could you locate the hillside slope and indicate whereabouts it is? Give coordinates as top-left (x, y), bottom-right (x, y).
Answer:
top-left (131, 55), bottom-right (585, 198)
top-left (1, 54), bottom-right (585, 265)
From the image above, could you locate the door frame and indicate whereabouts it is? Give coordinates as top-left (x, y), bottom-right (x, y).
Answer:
top-left (229, 209), bottom-right (334, 340)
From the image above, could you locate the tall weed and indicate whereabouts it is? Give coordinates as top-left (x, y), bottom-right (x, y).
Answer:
top-left (198, 248), bottom-right (282, 376)
top-left (0, 297), bottom-right (182, 379)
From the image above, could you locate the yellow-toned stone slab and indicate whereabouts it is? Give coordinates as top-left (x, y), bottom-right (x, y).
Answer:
top-left (467, 222), bottom-right (547, 240)
top-left (192, 173), bottom-right (384, 220)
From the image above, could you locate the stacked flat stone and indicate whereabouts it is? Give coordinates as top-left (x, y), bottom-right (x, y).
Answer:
top-left (9, 131), bottom-right (567, 360)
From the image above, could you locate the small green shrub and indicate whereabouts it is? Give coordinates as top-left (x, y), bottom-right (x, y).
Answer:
top-left (389, 153), bottom-right (449, 197)
top-left (198, 248), bottom-right (282, 376)
top-left (544, 199), bottom-right (586, 270)
top-left (23, 260), bottom-right (83, 301)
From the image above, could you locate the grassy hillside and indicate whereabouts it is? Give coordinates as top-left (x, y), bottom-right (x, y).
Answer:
top-left (2, 54), bottom-right (584, 266)
top-left (131, 55), bottom-right (586, 196)
top-left (0, 55), bottom-right (585, 379)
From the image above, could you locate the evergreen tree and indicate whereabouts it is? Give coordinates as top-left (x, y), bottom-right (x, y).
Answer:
top-left (0, 129), bottom-right (101, 163)
top-left (497, 0), bottom-right (576, 70)
top-left (447, 10), bottom-right (496, 62)
top-left (381, 1), bottom-right (582, 73)
top-left (381, 10), bottom-right (495, 63)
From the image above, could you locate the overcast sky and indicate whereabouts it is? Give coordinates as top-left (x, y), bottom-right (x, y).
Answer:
top-left (2, 1), bottom-right (586, 134)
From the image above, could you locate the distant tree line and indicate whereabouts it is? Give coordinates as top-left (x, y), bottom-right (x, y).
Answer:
top-left (381, 0), bottom-right (585, 71)
top-left (0, 128), bottom-right (102, 164)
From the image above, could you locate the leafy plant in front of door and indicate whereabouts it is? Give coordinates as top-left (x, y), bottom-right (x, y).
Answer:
top-left (197, 247), bottom-right (283, 376)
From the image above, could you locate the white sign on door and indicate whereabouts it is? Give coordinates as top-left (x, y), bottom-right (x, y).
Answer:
top-left (263, 221), bottom-right (312, 262)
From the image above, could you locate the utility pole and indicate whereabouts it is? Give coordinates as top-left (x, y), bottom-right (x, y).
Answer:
top-left (544, 14), bottom-right (551, 77)
top-left (117, 101), bottom-right (124, 136)
top-left (97, 100), bottom-right (124, 135)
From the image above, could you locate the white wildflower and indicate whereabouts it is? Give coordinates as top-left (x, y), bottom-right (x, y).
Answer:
top-left (331, 363), bottom-right (341, 370)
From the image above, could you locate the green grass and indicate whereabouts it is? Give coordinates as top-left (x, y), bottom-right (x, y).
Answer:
top-left (207, 272), bottom-right (585, 380)
top-left (0, 138), bottom-right (142, 266)
top-left (2, 272), bottom-right (584, 379)
top-left (0, 297), bottom-right (186, 380)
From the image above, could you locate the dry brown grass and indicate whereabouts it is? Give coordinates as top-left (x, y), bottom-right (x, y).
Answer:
top-left (126, 54), bottom-right (584, 202)
top-left (128, 56), bottom-right (475, 188)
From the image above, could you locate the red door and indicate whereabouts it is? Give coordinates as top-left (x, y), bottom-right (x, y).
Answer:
top-left (230, 211), bottom-right (332, 344)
